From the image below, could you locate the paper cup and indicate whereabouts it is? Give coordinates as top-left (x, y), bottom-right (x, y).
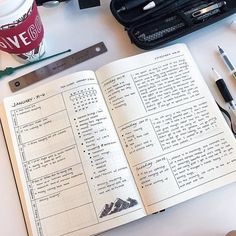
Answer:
top-left (0, 0), bottom-right (45, 62)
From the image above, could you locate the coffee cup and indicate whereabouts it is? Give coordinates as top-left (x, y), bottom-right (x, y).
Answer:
top-left (0, 0), bottom-right (45, 62)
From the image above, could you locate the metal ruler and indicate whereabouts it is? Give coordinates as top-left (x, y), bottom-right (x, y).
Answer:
top-left (9, 42), bottom-right (107, 92)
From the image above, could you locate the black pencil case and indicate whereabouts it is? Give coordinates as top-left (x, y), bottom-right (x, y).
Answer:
top-left (110, 0), bottom-right (236, 50)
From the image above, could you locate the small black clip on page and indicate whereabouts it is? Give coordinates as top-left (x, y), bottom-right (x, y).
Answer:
top-left (217, 102), bottom-right (236, 136)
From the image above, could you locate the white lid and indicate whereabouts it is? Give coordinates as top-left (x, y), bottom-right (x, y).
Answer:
top-left (0, 0), bottom-right (33, 26)
top-left (0, 0), bottom-right (25, 17)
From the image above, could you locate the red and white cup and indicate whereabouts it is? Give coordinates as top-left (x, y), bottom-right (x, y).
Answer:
top-left (0, 0), bottom-right (45, 62)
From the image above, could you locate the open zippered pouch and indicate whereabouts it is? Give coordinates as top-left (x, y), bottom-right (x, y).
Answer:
top-left (110, 0), bottom-right (236, 49)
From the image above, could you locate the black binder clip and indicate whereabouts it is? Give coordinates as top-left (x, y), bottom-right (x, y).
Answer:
top-left (78, 0), bottom-right (101, 9)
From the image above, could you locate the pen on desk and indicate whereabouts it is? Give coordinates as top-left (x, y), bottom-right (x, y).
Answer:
top-left (212, 67), bottom-right (236, 110)
top-left (218, 46), bottom-right (236, 80)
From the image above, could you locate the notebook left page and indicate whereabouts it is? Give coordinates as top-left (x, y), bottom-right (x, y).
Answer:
top-left (0, 71), bottom-right (145, 236)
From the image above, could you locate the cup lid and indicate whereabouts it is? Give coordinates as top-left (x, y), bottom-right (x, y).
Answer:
top-left (0, 0), bottom-right (25, 17)
top-left (0, 0), bottom-right (33, 26)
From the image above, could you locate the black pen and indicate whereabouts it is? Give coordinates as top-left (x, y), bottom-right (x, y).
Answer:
top-left (117, 0), bottom-right (149, 12)
top-left (212, 68), bottom-right (236, 110)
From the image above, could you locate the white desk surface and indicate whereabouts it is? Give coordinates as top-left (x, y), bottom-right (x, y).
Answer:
top-left (0, 1), bottom-right (236, 236)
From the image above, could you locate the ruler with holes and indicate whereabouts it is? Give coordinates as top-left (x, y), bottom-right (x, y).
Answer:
top-left (9, 42), bottom-right (107, 92)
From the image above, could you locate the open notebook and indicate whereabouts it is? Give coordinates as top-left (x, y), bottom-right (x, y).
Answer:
top-left (1, 43), bottom-right (236, 236)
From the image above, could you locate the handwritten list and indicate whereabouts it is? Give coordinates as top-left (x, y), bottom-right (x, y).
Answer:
top-left (7, 74), bottom-right (142, 236)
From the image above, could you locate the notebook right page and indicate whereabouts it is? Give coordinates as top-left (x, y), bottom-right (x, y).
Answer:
top-left (96, 43), bottom-right (236, 214)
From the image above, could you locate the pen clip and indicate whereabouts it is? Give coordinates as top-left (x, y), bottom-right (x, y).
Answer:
top-left (229, 107), bottom-right (236, 135)
top-left (217, 102), bottom-right (236, 136)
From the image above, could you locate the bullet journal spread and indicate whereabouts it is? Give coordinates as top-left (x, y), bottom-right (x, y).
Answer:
top-left (1, 43), bottom-right (236, 236)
